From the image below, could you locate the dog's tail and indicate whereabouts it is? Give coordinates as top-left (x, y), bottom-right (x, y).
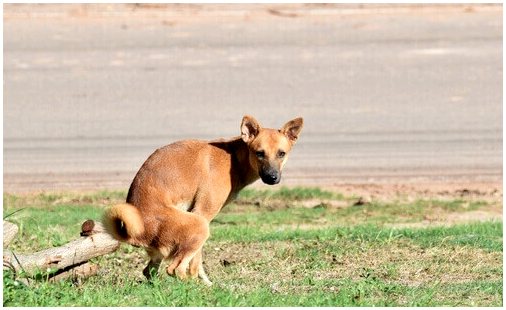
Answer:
top-left (103, 203), bottom-right (145, 244)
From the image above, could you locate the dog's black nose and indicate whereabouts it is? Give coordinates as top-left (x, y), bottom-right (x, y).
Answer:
top-left (261, 172), bottom-right (281, 185)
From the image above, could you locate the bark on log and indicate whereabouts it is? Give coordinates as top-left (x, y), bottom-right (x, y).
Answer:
top-left (49, 262), bottom-right (99, 282)
top-left (3, 221), bottom-right (19, 247)
top-left (3, 221), bottom-right (119, 278)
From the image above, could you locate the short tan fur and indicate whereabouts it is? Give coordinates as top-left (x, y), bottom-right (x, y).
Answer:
top-left (103, 115), bottom-right (303, 285)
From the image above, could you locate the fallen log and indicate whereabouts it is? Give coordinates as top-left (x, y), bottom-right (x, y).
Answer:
top-left (49, 262), bottom-right (99, 283)
top-left (3, 220), bottom-right (119, 280)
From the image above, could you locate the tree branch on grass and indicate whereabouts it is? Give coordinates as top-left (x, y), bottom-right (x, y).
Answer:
top-left (3, 220), bottom-right (119, 283)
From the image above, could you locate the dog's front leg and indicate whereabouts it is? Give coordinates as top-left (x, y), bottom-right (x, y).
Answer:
top-left (189, 248), bottom-right (212, 286)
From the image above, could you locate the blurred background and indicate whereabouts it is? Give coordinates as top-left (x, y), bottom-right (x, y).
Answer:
top-left (3, 3), bottom-right (502, 192)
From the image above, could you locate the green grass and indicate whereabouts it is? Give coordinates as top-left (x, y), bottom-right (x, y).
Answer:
top-left (3, 187), bottom-right (503, 306)
top-left (237, 186), bottom-right (341, 201)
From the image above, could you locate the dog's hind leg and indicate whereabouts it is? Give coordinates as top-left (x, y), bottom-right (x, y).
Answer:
top-left (143, 248), bottom-right (163, 280)
top-left (166, 253), bottom-right (187, 279)
top-left (166, 247), bottom-right (200, 280)
top-left (167, 233), bottom-right (208, 281)
top-left (166, 254), bottom-right (182, 277)
top-left (174, 251), bottom-right (199, 280)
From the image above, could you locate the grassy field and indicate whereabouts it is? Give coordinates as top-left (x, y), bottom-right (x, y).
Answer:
top-left (3, 187), bottom-right (503, 306)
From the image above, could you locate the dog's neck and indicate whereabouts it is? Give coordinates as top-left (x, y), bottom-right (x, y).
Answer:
top-left (230, 137), bottom-right (260, 190)
top-left (209, 137), bottom-right (260, 193)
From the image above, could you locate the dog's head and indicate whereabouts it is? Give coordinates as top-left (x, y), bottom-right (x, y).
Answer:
top-left (241, 115), bottom-right (303, 185)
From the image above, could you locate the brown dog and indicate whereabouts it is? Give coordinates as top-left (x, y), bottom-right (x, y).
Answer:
top-left (103, 115), bottom-right (303, 285)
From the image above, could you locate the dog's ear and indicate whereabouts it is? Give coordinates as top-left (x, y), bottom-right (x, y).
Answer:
top-left (280, 117), bottom-right (304, 144)
top-left (241, 115), bottom-right (261, 143)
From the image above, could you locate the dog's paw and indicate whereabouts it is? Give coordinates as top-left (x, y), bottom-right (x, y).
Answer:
top-left (166, 266), bottom-right (176, 276)
top-left (202, 278), bottom-right (213, 286)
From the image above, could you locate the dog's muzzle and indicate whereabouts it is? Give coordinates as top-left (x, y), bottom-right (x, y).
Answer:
top-left (260, 168), bottom-right (281, 185)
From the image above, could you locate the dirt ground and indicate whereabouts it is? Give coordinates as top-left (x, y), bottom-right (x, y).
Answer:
top-left (324, 181), bottom-right (502, 202)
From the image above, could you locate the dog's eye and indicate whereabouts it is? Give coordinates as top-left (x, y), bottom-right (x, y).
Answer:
top-left (278, 151), bottom-right (286, 158)
top-left (255, 151), bottom-right (265, 159)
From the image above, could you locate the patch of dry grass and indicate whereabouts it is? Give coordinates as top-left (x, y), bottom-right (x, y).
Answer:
top-left (3, 187), bottom-right (503, 306)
